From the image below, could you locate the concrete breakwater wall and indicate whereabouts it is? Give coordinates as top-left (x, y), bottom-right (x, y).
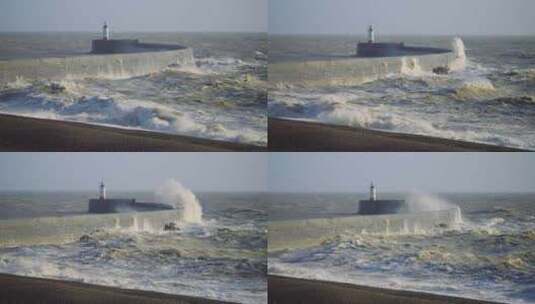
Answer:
top-left (268, 208), bottom-right (462, 251)
top-left (0, 210), bottom-right (180, 247)
top-left (269, 52), bottom-right (462, 87)
top-left (269, 39), bottom-right (466, 87)
top-left (0, 47), bottom-right (195, 84)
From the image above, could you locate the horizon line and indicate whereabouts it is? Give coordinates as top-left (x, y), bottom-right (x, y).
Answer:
top-left (0, 30), bottom-right (267, 34)
top-left (268, 32), bottom-right (535, 37)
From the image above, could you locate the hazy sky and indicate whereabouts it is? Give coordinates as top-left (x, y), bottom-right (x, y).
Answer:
top-left (0, 0), bottom-right (266, 32)
top-left (2, 153), bottom-right (533, 193)
top-left (269, 0), bottom-right (535, 35)
top-left (269, 153), bottom-right (535, 193)
top-left (0, 153), bottom-right (267, 192)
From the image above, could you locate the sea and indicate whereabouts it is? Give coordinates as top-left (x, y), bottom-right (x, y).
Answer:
top-left (269, 35), bottom-right (535, 150)
top-left (0, 32), bottom-right (267, 146)
top-left (0, 191), bottom-right (268, 304)
top-left (268, 192), bottom-right (535, 304)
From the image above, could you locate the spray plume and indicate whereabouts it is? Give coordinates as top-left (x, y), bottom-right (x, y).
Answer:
top-left (155, 179), bottom-right (203, 224)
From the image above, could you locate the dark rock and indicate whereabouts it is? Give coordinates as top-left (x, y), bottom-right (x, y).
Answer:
top-left (159, 248), bottom-right (181, 257)
top-left (164, 222), bottom-right (180, 231)
top-left (49, 83), bottom-right (66, 94)
top-left (79, 234), bottom-right (94, 242)
top-left (433, 66), bottom-right (450, 75)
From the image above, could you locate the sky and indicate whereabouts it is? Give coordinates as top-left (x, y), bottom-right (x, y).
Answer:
top-left (1, 153), bottom-right (533, 193)
top-left (269, 0), bottom-right (535, 35)
top-left (269, 153), bottom-right (535, 193)
top-left (0, 153), bottom-right (267, 192)
top-left (0, 0), bottom-right (267, 32)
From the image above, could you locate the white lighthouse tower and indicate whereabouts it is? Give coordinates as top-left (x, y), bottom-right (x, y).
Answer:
top-left (99, 180), bottom-right (106, 200)
top-left (103, 22), bottom-right (110, 40)
top-left (369, 182), bottom-right (377, 201)
top-left (368, 25), bottom-right (375, 43)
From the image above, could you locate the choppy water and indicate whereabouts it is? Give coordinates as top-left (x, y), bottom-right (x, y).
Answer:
top-left (268, 192), bottom-right (535, 304)
top-left (0, 191), bottom-right (267, 304)
top-left (0, 32), bottom-right (267, 146)
top-left (269, 35), bottom-right (535, 149)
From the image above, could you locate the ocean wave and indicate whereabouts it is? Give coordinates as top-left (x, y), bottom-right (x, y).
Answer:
top-left (271, 87), bottom-right (530, 149)
top-left (491, 96), bottom-right (535, 105)
top-left (502, 68), bottom-right (535, 85)
top-left (195, 57), bottom-right (257, 74)
top-left (453, 79), bottom-right (497, 100)
top-left (0, 83), bottom-right (265, 145)
top-left (500, 50), bottom-right (535, 60)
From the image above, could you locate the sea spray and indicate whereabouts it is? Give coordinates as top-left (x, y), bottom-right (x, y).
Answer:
top-left (407, 193), bottom-right (463, 225)
top-left (450, 37), bottom-right (467, 71)
top-left (406, 192), bottom-right (458, 212)
top-left (155, 179), bottom-right (203, 224)
top-left (401, 57), bottom-right (425, 76)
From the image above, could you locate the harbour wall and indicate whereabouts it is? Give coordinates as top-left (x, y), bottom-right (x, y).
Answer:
top-left (88, 198), bottom-right (174, 213)
top-left (0, 210), bottom-right (180, 247)
top-left (358, 199), bottom-right (408, 215)
top-left (269, 39), bottom-right (466, 87)
top-left (268, 208), bottom-right (462, 251)
top-left (269, 52), bottom-right (463, 87)
top-left (0, 47), bottom-right (195, 84)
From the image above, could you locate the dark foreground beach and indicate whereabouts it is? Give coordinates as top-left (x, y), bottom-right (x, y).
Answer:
top-left (0, 113), bottom-right (264, 152)
top-left (269, 275), bottom-right (502, 304)
top-left (0, 273), bottom-right (236, 304)
top-left (268, 118), bottom-right (524, 152)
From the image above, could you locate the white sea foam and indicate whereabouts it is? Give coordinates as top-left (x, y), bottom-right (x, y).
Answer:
top-left (155, 179), bottom-right (203, 224)
top-left (401, 57), bottom-right (425, 76)
top-left (271, 84), bottom-right (531, 149)
top-left (454, 78), bottom-right (497, 99)
top-left (195, 57), bottom-right (251, 74)
top-left (0, 89), bottom-right (265, 145)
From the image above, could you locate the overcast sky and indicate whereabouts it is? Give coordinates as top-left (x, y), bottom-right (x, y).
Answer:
top-left (0, 153), bottom-right (267, 192)
top-left (269, 0), bottom-right (535, 35)
top-left (269, 153), bottom-right (535, 193)
top-left (0, 0), bottom-right (266, 32)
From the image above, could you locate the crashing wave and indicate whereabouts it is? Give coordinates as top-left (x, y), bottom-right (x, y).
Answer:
top-left (450, 37), bottom-right (467, 71)
top-left (401, 57), bottom-right (425, 76)
top-left (0, 81), bottom-right (266, 145)
top-left (454, 78), bottom-right (497, 100)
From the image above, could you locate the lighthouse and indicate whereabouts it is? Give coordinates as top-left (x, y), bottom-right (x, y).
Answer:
top-left (369, 182), bottom-right (377, 201)
top-left (102, 22), bottom-right (110, 40)
top-left (99, 180), bottom-right (106, 200)
top-left (368, 25), bottom-right (375, 43)
top-left (359, 183), bottom-right (406, 215)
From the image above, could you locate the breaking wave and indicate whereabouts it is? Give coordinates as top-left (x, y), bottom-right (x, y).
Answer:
top-left (312, 103), bottom-right (526, 148)
top-left (270, 209), bottom-right (534, 304)
top-left (0, 76), bottom-right (266, 145)
top-left (454, 79), bottom-right (497, 100)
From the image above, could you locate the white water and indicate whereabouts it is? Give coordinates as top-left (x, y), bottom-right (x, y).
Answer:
top-left (0, 55), bottom-right (267, 146)
top-left (450, 37), bottom-right (467, 71)
top-left (268, 36), bottom-right (535, 149)
top-left (155, 179), bottom-right (203, 224)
